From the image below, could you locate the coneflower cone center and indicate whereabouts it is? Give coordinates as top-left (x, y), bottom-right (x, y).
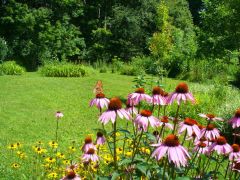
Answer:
top-left (135, 88), bottom-right (145, 94)
top-left (162, 91), bottom-right (169, 97)
top-left (152, 87), bottom-right (163, 95)
top-left (164, 134), bottom-right (180, 147)
top-left (96, 93), bottom-right (105, 98)
top-left (232, 144), bottom-right (240, 152)
top-left (216, 136), bottom-right (227, 145)
top-left (97, 132), bottom-right (103, 137)
top-left (234, 163), bottom-right (240, 170)
top-left (184, 118), bottom-right (197, 126)
top-left (140, 110), bottom-right (152, 117)
top-left (108, 97), bottom-right (122, 110)
top-left (206, 114), bottom-right (215, 119)
top-left (175, 83), bottom-right (189, 93)
top-left (198, 142), bottom-right (207, 148)
top-left (235, 109), bottom-right (240, 117)
top-left (87, 148), bottom-right (95, 154)
top-left (200, 137), bottom-right (207, 141)
top-left (161, 116), bottom-right (169, 123)
top-left (206, 124), bottom-right (215, 130)
top-left (67, 171), bottom-right (76, 179)
top-left (85, 136), bottom-right (92, 144)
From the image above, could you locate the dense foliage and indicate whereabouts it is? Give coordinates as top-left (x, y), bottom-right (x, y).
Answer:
top-left (0, 0), bottom-right (239, 83)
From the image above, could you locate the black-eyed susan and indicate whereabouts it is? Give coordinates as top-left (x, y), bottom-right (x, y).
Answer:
top-left (45, 157), bottom-right (56, 164)
top-left (16, 151), bottom-right (27, 159)
top-left (47, 172), bottom-right (58, 179)
top-left (68, 146), bottom-right (76, 152)
top-left (48, 141), bottom-right (58, 149)
top-left (125, 151), bottom-right (133, 157)
top-left (11, 163), bottom-right (20, 169)
top-left (7, 144), bottom-right (17, 150)
top-left (34, 147), bottom-right (47, 154)
top-left (62, 159), bottom-right (71, 165)
top-left (15, 142), bottom-right (22, 148)
top-left (56, 152), bottom-right (65, 159)
top-left (36, 141), bottom-right (43, 145)
top-left (116, 147), bottom-right (123, 155)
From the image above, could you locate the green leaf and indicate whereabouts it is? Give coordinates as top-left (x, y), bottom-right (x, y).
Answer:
top-left (111, 172), bottom-right (120, 180)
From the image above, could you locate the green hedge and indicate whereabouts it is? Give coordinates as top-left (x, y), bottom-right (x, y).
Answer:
top-left (39, 63), bottom-right (96, 77)
top-left (0, 61), bottom-right (25, 75)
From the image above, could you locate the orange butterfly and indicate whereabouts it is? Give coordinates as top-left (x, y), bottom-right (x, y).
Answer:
top-left (93, 80), bottom-right (103, 95)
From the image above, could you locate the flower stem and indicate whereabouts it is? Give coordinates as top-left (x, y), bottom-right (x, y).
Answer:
top-left (101, 124), bottom-right (113, 157)
top-left (224, 159), bottom-right (230, 178)
top-left (55, 119), bottom-right (59, 142)
top-left (181, 131), bottom-right (187, 145)
top-left (157, 105), bottom-right (161, 119)
top-left (162, 158), bottom-right (167, 179)
top-left (113, 120), bottom-right (117, 170)
top-left (172, 105), bottom-right (180, 134)
top-left (131, 129), bottom-right (143, 163)
top-left (122, 122), bottom-right (129, 154)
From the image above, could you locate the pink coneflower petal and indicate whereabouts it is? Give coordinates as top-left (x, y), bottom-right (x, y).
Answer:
top-left (209, 136), bottom-right (231, 155)
top-left (151, 135), bottom-right (190, 167)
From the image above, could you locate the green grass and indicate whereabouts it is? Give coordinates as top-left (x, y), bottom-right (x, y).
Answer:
top-left (0, 72), bottom-right (239, 145)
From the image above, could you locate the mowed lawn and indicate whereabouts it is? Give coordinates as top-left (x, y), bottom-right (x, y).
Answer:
top-left (0, 72), bottom-right (137, 146)
top-left (0, 72), bottom-right (240, 147)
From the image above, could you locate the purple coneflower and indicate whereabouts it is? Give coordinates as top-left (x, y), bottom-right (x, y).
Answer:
top-left (61, 171), bottom-right (81, 180)
top-left (194, 142), bottom-right (209, 155)
top-left (194, 136), bottom-right (208, 146)
top-left (159, 116), bottom-right (173, 130)
top-left (200, 124), bottom-right (220, 140)
top-left (127, 88), bottom-right (151, 105)
top-left (178, 118), bottom-right (201, 138)
top-left (151, 87), bottom-right (167, 105)
top-left (90, 93), bottom-right (109, 109)
top-left (96, 132), bottom-right (106, 145)
top-left (151, 134), bottom-right (190, 167)
top-left (209, 136), bottom-right (231, 155)
top-left (229, 144), bottom-right (240, 161)
top-left (66, 164), bottom-right (78, 172)
top-left (134, 110), bottom-right (159, 132)
top-left (99, 97), bottom-right (131, 125)
top-left (82, 148), bottom-right (99, 163)
top-left (167, 82), bottom-right (195, 105)
top-left (199, 113), bottom-right (223, 122)
top-left (55, 111), bottom-right (64, 118)
top-left (125, 101), bottom-right (137, 115)
top-left (82, 136), bottom-right (96, 153)
top-left (229, 109), bottom-right (240, 128)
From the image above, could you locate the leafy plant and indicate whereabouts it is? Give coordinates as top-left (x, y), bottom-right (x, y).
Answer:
top-left (0, 61), bottom-right (25, 75)
top-left (39, 63), bottom-right (95, 77)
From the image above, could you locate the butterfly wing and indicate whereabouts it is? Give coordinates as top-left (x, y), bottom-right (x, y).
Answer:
top-left (93, 80), bottom-right (103, 94)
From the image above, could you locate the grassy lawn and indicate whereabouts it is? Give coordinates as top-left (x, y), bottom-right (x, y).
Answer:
top-left (0, 72), bottom-right (240, 179)
top-left (0, 72), bottom-right (239, 145)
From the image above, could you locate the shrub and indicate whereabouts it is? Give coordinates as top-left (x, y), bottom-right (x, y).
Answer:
top-left (119, 64), bottom-right (145, 76)
top-left (39, 63), bottom-right (96, 77)
top-left (0, 61), bottom-right (25, 75)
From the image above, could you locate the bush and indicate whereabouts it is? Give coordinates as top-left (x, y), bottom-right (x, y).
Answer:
top-left (120, 64), bottom-right (145, 76)
top-left (39, 63), bottom-right (96, 77)
top-left (0, 61), bottom-right (25, 75)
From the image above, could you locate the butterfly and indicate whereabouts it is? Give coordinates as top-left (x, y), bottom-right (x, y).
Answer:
top-left (93, 80), bottom-right (103, 95)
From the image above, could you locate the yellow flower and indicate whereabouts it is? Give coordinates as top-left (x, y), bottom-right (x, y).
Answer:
top-left (102, 155), bottom-right (113, 164)
top-left (7, 144), bottom-right (17, 150)
top-left (48, 141), bottom-right (58, 149)
top-left (62, 159), bottom-right (71, 165)
top-left (11, 163), bottom-right (20, 169)
top-left (140, 147), bottom-right (151, 154)
top-left (36, 141), bottom-right (43, 145)
top-left (16, 151), bottom-right (27, 159)
top-left (115, 132), bottom-right (121, 137)
top-left (42, 163), bottom-right (50, 169)
top-left (56, 152), bottom-right (65, 159)
top-left (116, 148), bottom-right (123, 155)
top-left (145, 148), bottom-right (150, 155)
top-left (125, 151), bottom-right (133, 157)
top-left (34, 147), bottom-right (47, 154)
top-left (15, 142), bottom-right (22, 148)
top-left (68, 146), bottom-right (76, 152)
top-left (45, 157), bottom-right (56, 163)
top-left (47, 172), bottom-right (58, 179)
